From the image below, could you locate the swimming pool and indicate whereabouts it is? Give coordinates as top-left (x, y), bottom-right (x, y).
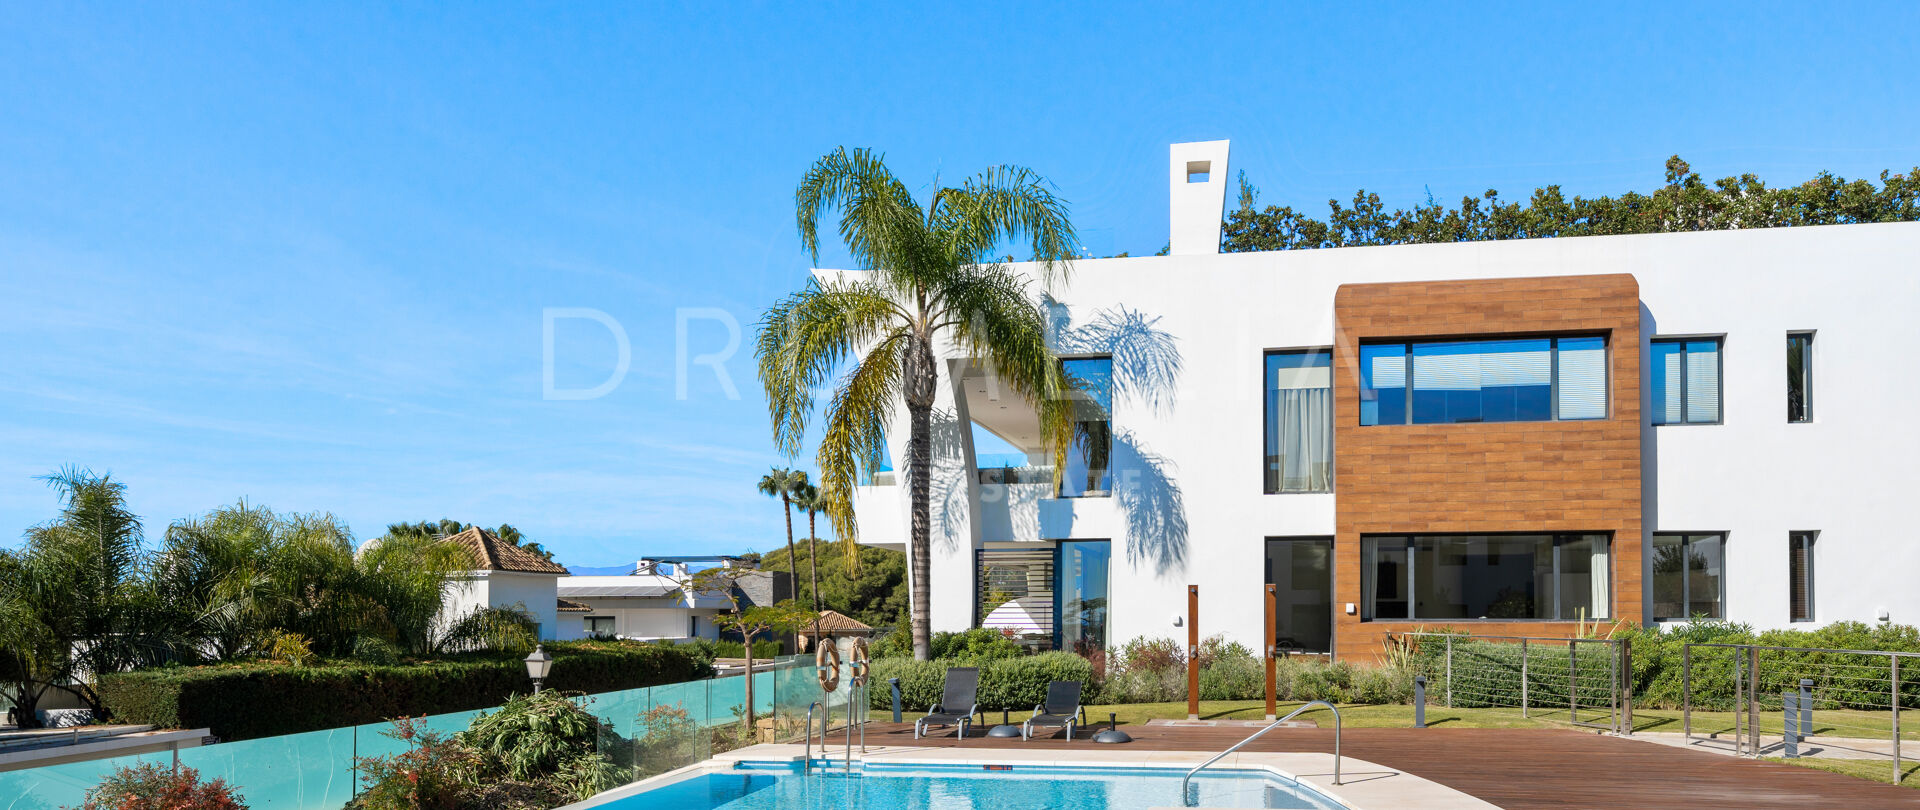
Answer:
top-left (589, 762), bottom-right (1345, 809)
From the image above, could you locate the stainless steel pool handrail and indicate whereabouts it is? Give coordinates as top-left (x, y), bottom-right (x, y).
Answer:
top-left (1181, 700), bottom-right (1340, 806)
top-left (803, 701), bottom-right (823, 769)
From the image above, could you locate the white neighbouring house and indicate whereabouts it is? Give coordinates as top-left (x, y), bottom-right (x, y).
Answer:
top-left (434, 540), bottom-right (785, 644)
top-left (839, 139), bottom-right (1920, 662)
top-left (438, 527), bottom-right (572, 641)
top-left (555, 558), bottom-right (748, 642)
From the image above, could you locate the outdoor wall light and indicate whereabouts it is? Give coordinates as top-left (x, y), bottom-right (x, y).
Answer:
top-left (524, 644), bottom-right (553, 693)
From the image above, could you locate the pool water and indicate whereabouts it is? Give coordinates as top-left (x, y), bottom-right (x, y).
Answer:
top-left (601, 763), bottom-right (1344, 809)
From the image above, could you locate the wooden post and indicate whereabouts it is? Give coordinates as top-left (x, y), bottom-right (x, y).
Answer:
top-left (1264, 584), bottom-right (1278, 721)
top-left (1187, 585), bottom-right (1200, 721)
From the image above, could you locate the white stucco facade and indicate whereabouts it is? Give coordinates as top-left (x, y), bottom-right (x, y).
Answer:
top-left (842, 140), bottom-right (1920, 657)
top-left (441, 570), bottom-right (564, 641)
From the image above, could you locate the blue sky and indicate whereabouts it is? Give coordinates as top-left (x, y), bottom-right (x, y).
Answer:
top-left (2, 3), bottom-right (1915, 566)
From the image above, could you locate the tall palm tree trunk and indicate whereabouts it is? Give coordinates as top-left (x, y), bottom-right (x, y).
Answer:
top-left (806, 510), bottom-right (821, 643)
top-left (780, 494), bottom-right (798, 650)
top-left (906, 400), bottom-right (933, 661)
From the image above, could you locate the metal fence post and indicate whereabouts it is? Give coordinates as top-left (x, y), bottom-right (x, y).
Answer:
top-left (1783, 689), bottom-right (1800, 759)
top-left (1610, 640), bottom-right (1621, 735)
top-left (1445, 636), bottom-right (1453, 709)
top-left (889, 677), bottom-right (902, 724)
top-left (1521, 638), bottom-right (1530, 719)
top-left (1414, 676), bottom-right (1427, 729)
top-left (1748, 646), bottom-right (1761, 757)
top-left (1682, 644), bottom-right (1691, 742)
top-left (1893, 657), bottom-right (1902, 785)
top-left (1735, 648), bottom-right (1751, 756)
top-left (1789, 675), bottom-right (1804, 744)
top-left (1621, 637), bottom-right (1633, 735)
top-left (1569, 640), bottom-right (1578, 724)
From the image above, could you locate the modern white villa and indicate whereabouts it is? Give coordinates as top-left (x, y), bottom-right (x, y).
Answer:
top-left (842, 140), bottom-right (1920, 660)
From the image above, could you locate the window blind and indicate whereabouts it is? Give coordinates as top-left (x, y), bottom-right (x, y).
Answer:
top-left (1557, 337), bottom-right (1607, 419)
top-left (1685, 340), bottom-right (1721, 422)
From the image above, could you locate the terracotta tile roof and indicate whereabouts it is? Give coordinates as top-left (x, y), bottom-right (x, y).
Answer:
top-left (556, 598), bottom-right (593, 613)
top-left (798, 610), bottom-right (874, 635)
top-left (443, 527), bottom-right (569, 575)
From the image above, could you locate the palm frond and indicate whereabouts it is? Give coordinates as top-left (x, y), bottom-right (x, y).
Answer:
top-left (794, 147), bottom-right (930, 280)
top-left (934, 164), bottom-right (1078, 285)
top-left (814, 328), bottom-right (909, 553)
top-left (756, 277), bottom-right (907, 456)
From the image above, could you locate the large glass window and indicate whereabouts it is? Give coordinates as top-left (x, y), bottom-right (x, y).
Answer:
top-left (1790, 531), bottom-right (1816, 622)
top-left (1057, 540), bottom-right (1110, 655)
top-left (976, 547), bottom-right (1055, 652)
top-left (1651, 338), bottom-right (1722, 425)
top-left (1359, 336), bottom-right (1608, 425)
top-left (1651, 532), bottom-right (1726, 620)
top-left (1361, 534), bottom-right (1611, 620)
top-left (1265, 350), bottom-right (1333, 493)
top-left (1060, 356), bottom-right (1112, 497)
top-left (1265, 538), bottom-right (1333, 653)
top-left (1788, 332), bottom-right (1813, 423)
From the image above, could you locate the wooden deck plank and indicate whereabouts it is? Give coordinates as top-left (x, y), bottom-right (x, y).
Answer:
top-left (845, 722), bottom-right (1918, 809)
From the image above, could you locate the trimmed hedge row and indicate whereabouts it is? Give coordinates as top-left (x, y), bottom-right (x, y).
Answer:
top-left (868, 652), bottom-right (1094, 712)
top-left (99, 641), bottom-right (709, 741)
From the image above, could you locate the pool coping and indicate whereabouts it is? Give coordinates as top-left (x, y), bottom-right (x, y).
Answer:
top-left (559, 743), bottom-right (1496, 810)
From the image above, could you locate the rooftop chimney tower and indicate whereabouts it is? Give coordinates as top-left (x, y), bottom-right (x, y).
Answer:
top-left (1168, 140), bottom-right (1230, 255)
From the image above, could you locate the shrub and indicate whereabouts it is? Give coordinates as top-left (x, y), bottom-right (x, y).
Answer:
top-left (872, 627), bottom-right (1023, 661)
top-left (353, 691), bottom-right (625, 810)
top-left (100, 640), bottom-right (709, 741)
top-left (74, 763), bottom-right (247, 810)
top-left (351, 636), bottom-right (402, 667)
top-left (868, 652), bottom-right (1092, 712)
top-left (676, 638), bottom-right (782, 663)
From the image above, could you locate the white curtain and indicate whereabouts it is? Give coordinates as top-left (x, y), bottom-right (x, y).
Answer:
top-left (1275, 387), bottom-right (1332, 492)
top-left (1589, 544), bottom-right (1610, 619)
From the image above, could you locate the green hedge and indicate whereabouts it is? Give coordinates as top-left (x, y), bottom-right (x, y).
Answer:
top-left (99, 640), bottom-right (709, 741)
top-left (867, 652), bottom-right (1093, 712)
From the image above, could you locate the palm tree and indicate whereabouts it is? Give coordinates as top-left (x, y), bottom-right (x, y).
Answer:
top-left (758, 148), bottom-right (1077, 660)
top-left (755, 468), bottom-right (808, 602)
top-left (788, 482), bottom-right (826, 644)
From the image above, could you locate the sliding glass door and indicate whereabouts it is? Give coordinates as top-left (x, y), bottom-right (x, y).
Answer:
top-left (1265, 537), bottom-right (1333, 654)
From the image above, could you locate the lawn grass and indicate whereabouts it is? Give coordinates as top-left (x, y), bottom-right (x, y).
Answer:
top-left (1761, 756), bottom-right (1920, 789)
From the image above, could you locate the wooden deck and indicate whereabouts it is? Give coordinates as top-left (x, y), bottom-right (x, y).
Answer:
top-left (850, 721), bottom-right (1919, 809)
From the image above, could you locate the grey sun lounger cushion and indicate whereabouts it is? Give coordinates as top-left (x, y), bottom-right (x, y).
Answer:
top-left (1022, 680), bottom-right (1084, 740)
top-left (914, 667), bottom-right (981, 740)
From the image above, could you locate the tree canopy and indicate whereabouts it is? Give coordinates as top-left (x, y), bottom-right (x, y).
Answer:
top-left (1222, 157), bottom-right (1920, 253)
top-left (753, 543), bottom-right (906, 629)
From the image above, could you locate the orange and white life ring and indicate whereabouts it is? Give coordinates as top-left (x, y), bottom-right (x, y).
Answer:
top-left (815, 641), bottom-right (842, 692)
top-left (848, 638), bottom-right (871, 688)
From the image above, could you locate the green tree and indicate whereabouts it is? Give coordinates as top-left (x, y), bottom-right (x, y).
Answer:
top-left (787, 482), bottom-right (825, 633)
top-left (686, 566), bottom-right (817, 738)
top-left (754, 543), bottom-right (905, 629)
top-left (1, 469), bottom-right (160, 724)
top-left (385, 519), bottom-right (555, 563)
top-left (758, 148), bottom-right (1078, 660)
top-left (754, 468), bottom-right (808, 605)
top-left (1221, 158), bottom-right (1920, 253)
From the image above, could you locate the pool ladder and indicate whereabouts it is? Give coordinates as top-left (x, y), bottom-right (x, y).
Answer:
top-left (801, 691), bottom-right (869, 774)
top-left (1180, 700), bottom-right (1341, 806)
top-left (802, 701), bottom-right (824, 771)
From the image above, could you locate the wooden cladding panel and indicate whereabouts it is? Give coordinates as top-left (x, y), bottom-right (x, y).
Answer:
top-left (1331, 274), bottom-right (1644, 661)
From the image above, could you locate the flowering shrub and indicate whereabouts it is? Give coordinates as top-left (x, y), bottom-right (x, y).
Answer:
top-left (74, 763), bottom-right (247, 810)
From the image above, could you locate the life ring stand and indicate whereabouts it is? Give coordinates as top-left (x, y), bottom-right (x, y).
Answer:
top-left (847, 638), bottom-right (871, 688)
top-left (816, 641), bottom-right (842, 692)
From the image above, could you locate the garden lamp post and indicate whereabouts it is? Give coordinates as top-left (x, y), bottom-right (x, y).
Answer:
top-left (524, 644), bottom-right (553, 694)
